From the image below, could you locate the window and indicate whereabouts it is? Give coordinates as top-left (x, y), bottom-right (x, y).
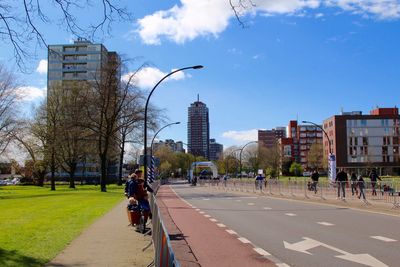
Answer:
top-left (361, 120), bottom-right (367, 126)
top-left (393, 147), bottom-right (399, 154)
top-left (393, 137), bottom-right (399, 145)
top-left (382, 146), bottom-right (388, 155)
top-left (363, 137), bottom-right (368, 146)
top-left (349, 138), bottom-right (353, 146)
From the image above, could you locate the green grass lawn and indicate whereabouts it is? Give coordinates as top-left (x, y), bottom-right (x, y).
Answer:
top-left (0, 184), bottom-right (124, 267)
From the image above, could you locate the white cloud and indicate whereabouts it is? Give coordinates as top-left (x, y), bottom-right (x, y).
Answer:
top-left (36, 59), bottom-right (47, 75)
top-left (122, 67), bottom-right (187, 89)
top-left (222, 129), bottom-right (259, 142)
top-left (16, 86), bottom-right (46, 101)
top-left (136, 0), bottom-right (400, 45)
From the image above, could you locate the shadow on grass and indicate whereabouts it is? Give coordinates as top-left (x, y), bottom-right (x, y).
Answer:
top-left (0, 248), bottom-right (45, 267)
top-left (0, 193), bottom-right (72, 200)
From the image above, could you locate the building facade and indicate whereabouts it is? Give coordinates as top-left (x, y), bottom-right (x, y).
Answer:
top-left (47, 39), bottom-right (121, 180)
top-left (188, 97), bottom-right (210, 159)
top-left (209, 139), bottom-right (223, 161)
top-left (258, 128), bottom-right (286, 148)
top-left (153, 139), bottom-right (185, 153)
top-left (323, 108), bottom-right (400, 175)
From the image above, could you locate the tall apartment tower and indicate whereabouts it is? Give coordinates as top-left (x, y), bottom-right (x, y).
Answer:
top-left (47, 38), bottom-right (121, 179)
top-left (188, 96), bottom-right (210, 159)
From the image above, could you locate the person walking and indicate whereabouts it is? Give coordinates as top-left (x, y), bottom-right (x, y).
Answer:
top-left (311, 170), bottom-right (319, 194)
top-left (255, 173), bottom-right (264, 191)
top-left (358, 174), bottom-right (366, 201)
top-left (336, 168), bottom-right (348, 200)
top-left (350, 172), bottom-right (358, 196)
top-left (369, 169), bottom-right (381, 196)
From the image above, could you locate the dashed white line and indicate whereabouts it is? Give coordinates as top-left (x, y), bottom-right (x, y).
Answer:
top-left (199, 211), bottom-right (205, 214)
top-left (253, 247), bottom-right (271, 256)
top-left (210, 218), bottom-right (218, 222)
top-left (195, 209), bottom-right (200, 211)
top-left (217, 223), bottom-right (226, 228)
top-left (263, 207), bottom-right (272, 210)
top-left (285, 213), bottom-right (297, 217)
top-left (203, 198), bottom-right (210, 200)
top-left (248, 203), bottom-right (255, 206)
top-left (317, 222), bottom-right (334, 226)
top-left (236, 200), bottom-right (242, 202)
top-left (370, 236), bottom-right (397, 242)
top-left (276, 263), bottom-right (291, 267)
top-left (226, 229), bottom-right (237, 235)
top-left (238, 237), bottom-right (251, 244)
top-left (204, 214), bottom-right (211, 218)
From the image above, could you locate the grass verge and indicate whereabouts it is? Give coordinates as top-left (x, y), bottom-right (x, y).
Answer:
top-left (0, 185), bottom-right (124, 267)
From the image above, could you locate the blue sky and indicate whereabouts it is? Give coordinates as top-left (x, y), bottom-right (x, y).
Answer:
top-left (2, 0), bottom-right (400, 150)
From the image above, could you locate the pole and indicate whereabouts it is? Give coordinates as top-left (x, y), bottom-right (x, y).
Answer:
top-left (239, 141), bottom-right (258, 178)
top-left (144, 65), bottom-right (203, 183)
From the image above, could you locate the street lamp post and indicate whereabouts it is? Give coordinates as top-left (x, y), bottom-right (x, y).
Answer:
top-left (149, 122), bottom-right (180, 181)
top-left (239, 141), bottom-right (258, 178)
top-left (302, 120), bottom-right (336, 182)
top-left (144, 65), bottom-right (203, 183)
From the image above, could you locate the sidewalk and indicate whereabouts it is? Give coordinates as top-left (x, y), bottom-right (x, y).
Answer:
top-left (46, 200), bottom-right (153, 267)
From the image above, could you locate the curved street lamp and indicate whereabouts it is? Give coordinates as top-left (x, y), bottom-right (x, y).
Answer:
top-left (239, 141), bottom-right (258, 178)
top-left (150, 122), bottom-right (181, 155)
top-left (144, 65), bottom-right (203, 182)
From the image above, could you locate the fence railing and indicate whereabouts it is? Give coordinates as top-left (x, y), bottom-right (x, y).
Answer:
top-left (203, 178), bottom-right (400, 209)
top-left (149, 181), bottom-right (180, 267)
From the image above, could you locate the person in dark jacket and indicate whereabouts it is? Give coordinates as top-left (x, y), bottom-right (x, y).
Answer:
top-left (310, 170), bottom-right (319, 194)
top-left (357, 175), bottom-right (366, 200)
top-left (369, 169), bottom-right (381, 196)
top-left (336, 168), bottom-right (348, 199)
top-left (350, 172), bottom-right (358, 196)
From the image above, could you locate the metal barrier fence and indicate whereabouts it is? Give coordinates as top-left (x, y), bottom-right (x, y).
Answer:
top-left (205, 178), bottom-right (400, 209)
top-left (149, 181), bottom-right (180, 267)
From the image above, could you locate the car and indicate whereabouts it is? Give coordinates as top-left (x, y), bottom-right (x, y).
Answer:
top-left (303, 171), bottom-right (312, 177)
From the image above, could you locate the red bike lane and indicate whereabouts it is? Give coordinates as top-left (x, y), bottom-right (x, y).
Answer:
top-left (157, 185), bottom-right (275, 267)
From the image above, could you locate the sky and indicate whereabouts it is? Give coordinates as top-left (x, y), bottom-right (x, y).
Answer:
top-left (2, 0), bottom-right (400, 152)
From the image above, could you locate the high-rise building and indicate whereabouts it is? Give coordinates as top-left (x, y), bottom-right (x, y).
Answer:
top-left (188, 96), bottom-right (210, 159)
top-left (258, 128), bottom-right (286, 148)
top-left (209, 139), bottom-right (223, 161)
top-left (47, 39), bottom-right (121, 179)
top-left (323, 107), bottom-right (400, 175)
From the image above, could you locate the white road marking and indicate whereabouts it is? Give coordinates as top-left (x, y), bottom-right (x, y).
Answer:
top-left (203, 198), bottom-right (210, 200)
top-left (248, 203), bottom-right (255, 206)
top-left (204, 214), bottom-right (211, 218)
top-left (217, 223), bottom-right (226, 228)
top-left (210, 218), bottom-right (218, 222)
top-left (195, 209), bottom-right (200, 211)
top-left (236, 200), bottom-right (242, 202)
top-left (192, 206), bottom-right (197, 209)
top-left (285, 213), bottom-right (297, 217)
top-left (370, 236), bottom-right (397, 242)
top-left (199, 211), bottom-right (205, 214)
top-left (238, 237), bottom-right (251, 244)
top-left (240, 197), bottom-right (257, 199)
top-left (284, 237), bottom-right (388, 267)
top-left (263, 207), bottom-right (272, 210)
top-left (253, 247), bottom-right (271, 256)
top-left (226, 229), bottom-right (237, 235)
top-left (317, 222), bottom-right (334, 226)
top-left (276, 264), bottom-right (290, 267)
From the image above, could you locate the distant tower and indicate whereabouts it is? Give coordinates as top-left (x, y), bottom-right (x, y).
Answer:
top-left (188, 96), bottom-right (210, 159)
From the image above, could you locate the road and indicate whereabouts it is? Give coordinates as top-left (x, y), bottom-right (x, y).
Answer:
top-left (171, 183), bottom-right (400, 267)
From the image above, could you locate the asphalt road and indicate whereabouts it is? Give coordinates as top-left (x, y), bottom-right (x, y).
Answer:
top-left (171, 183), bottom-right (400, 267)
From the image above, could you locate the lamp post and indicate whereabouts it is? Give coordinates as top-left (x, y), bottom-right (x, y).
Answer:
top-left (302, 120), bottom-right (336, 182)
top-left (149, 122), bottom-right (180, 181)
top-left (144, 65), bottom-right (203, 183)
top-left (239, 141), bottom-right (258, 178)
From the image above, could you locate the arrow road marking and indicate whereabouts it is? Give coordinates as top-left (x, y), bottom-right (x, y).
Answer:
top-left (283, 237), bottom-right (388, 267)
top-left (370, 236), bottom-right (397, 242)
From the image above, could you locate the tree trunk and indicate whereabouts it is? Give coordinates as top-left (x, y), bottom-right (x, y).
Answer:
top-left (118, 136), bottom-right (126, 186)
top-left (50, 150), bottom-right (56, 191)
top-left (69, 170), bottom-right (76, 189)
top-left (100, 153), bottom-right (107, 192)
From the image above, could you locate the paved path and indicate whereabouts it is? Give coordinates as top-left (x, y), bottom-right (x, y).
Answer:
top-left (157, 185), bottom-right (276, 267)
top-left (46, 200), bottom-right (153, 267)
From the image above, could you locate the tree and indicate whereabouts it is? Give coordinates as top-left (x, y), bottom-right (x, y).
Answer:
top-left (307, 143), bottom-right (324, 171)
top-left (289, 162), bottom-right (303, 177)
top-left (259, 144), bottom-right (281, 178)
top-left (0, 64), bottom-right (18, 155)
top-left (0, 1), bottom-right (131, 70)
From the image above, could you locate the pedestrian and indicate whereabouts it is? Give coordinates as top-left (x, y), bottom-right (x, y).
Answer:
top-left (311, 170), bottom-right (319, 194)
top-left (358, 174), bottom-right (366, 201)
top-left (350, 172), bottom-right (358, 196)
top-left (255, 173), bottom-right (264, 191)
top-left (369, 169), bottom-right (381, 196)
top-left (336, 168), bottom-right (348, 199)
